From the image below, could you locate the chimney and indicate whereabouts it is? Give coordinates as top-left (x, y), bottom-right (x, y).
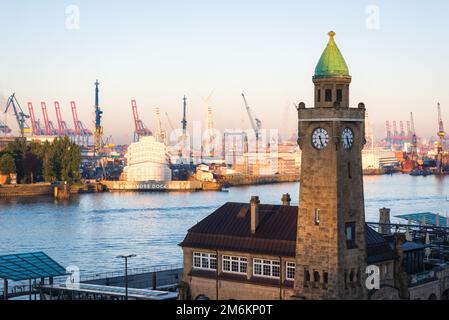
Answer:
top-left (282, 194), bottom-right (291, 206)
top-left (379, 208), bottom-right (391, 235)
top-left (250, 196), bottom-right (260, 235)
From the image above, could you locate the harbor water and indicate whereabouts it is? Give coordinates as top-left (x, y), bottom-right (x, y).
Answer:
top-left (2, 174), bottom-right (449, 275)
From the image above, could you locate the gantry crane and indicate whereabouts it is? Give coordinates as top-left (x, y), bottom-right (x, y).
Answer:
top-left (437, 102), bottom-right (446, 174)
top-left (131, 100), bottom-right (152, 142)
top-left (385, 121), bottom-right (392, 147)
top-left (242, 93), bottom-right (262, 153)
top-left (71, 101), bottom-right (93, 146)
top-left (5, 93), bottom-right (30, 137)
top-left (410, 112), bottom-right (418, 161)
top-left (27, 102), bottom-right (45, 136)
top-left (41, 102), bottom-right (58, 136)
top-left (54, 101), bottom-right (75, 138)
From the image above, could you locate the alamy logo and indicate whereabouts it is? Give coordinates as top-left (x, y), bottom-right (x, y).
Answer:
top-left (365, 265), bottom-right (380, 290)
top-left (366, 5), bottom-right (380, 30)
top-left (65, 5), bottom-right (80, 30)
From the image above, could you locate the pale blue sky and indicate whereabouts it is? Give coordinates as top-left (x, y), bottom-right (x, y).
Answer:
top-left (1, 0), bottom-right (448, 143)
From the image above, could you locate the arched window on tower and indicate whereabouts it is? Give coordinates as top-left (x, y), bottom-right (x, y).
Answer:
top-left (304, 270), bottom-right (311, 288)
top-left (313, 271), bottom-right (321, 288)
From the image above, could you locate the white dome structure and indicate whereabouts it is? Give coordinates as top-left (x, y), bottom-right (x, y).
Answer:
top-left (123, 136), bottom-right (172, 182)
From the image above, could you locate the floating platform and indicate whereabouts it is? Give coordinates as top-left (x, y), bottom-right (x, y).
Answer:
top-left (102, 180), bottom-right (204, 192)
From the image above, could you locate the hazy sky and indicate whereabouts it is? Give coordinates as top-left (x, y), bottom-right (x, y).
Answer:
top-left (1, 0), bottom-right (448, 144)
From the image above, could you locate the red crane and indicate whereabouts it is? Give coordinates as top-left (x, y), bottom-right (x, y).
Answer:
top-left (131, 99), bottom-right (152, 141)
top-left (27, 102), bottom-right (44, 136)
top-left (55, 101), bottom-right (75, 137)
top-left (41, 102), bottom-right (58, 136)
top-left (400, 121), bottom-right (405, 141)
top-left (71, 101), bottom-right (93, 146)
top-left (385, 121), bottom-right (392, 145)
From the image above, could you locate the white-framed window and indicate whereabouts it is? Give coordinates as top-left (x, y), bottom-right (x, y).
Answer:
top-left (222, 256), bottom-right (248, 274)
top-left (253, 259), bottom-right (280, 279)
top-left (193, 252), bottom-right (217, 271)
top-left (286, 262), bottom-right (296, 281)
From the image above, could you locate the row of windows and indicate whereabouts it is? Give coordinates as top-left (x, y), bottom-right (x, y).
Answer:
top-left (193, 253), bottom-right (295, 281)
top-left (317, 89), bottom-right (343, 103)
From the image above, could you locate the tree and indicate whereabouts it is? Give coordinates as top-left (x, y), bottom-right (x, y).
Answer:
top-left (0, 154), bottom-right (17, 175)
top-left (22, 151), bottom-right (40, 184)
top-left (1, 137), bottom-right (82, 184)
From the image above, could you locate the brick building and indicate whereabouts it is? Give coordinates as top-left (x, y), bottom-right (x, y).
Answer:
top-left (179, 196), bottom-right (397, 300)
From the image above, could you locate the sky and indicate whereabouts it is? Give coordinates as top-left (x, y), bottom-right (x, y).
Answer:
top-left (1, 0), bottom-right (448, 144)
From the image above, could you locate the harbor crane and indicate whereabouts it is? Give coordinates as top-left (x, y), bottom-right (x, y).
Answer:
top-left (131, 99), bottom-right (152, 142)
top-left (94, 80), bottom-right (104, 154)
top-left (242, 93), bottom-right (262, 152)
top-left (71, 101), bottom-right (93, 146)
top-left (437, 102), bottom-right (446, 174)
top-left (165, 112), bottom-right (175, 132)
top-left (155, 107), bottom-right (167, 144)
top-left (410, 112), bottom-right (418, 161)
top-left (27, 102), bottom-right (45, 136)
top-left (5, 93), bottom-right (30, 137)
top-left (54, 101), bottom-right (75, 138)
top-left (179, 96), bottom-right (190, 164)
top-left (385, 121), bottom-right (392, 146)
top-left (203, 90), bottom-right (216, 158)
top-left (41, 102), bottom-right (58, 136)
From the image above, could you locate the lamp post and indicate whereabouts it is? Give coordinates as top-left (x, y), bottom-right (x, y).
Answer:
top-left (116, 254), bottom-right (136, 300)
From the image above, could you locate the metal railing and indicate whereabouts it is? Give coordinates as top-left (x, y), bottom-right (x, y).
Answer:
top-left (79, 264), bottom-right (183, 282)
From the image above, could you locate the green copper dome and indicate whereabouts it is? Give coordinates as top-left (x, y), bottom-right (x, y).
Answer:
top-left (314, 31), bottom-right (350, 79)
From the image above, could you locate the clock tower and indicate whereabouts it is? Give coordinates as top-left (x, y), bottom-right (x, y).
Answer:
top-left (294, 31), bottom-right (368, 300)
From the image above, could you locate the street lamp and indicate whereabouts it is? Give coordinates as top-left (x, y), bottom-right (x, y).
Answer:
top-left (116, 254), bottom-right (137, 300)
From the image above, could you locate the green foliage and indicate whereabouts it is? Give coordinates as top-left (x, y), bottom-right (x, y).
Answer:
top-left (0, 137), bottom-right (81, 184)
top-left (0, 154), bottom-right (17, 175)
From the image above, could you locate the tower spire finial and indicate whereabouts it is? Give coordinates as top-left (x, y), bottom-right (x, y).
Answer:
top-left (328, 31), bottom-right (336, 39)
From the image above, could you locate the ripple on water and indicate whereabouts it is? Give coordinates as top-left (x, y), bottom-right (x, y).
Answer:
top-left (2, 177), bottom-right (449, 273)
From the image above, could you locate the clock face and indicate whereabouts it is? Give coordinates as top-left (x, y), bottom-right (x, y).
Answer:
top-left (312, 128), bottom-right (329, 150)
top-left (342, 127), bottom-right (354, 150)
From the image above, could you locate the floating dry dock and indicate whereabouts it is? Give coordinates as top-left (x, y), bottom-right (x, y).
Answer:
top-left (102, 180), bottom-right (204, 192)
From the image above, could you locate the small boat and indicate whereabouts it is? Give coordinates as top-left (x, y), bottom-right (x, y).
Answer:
top-left (410, 169), bottom-right (431, 176)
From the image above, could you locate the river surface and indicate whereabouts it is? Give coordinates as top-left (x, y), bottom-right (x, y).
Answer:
top-left (1, 174), bottom-right (449, 275)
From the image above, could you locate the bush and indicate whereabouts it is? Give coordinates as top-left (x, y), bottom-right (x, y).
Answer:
top-left (0, 154), bottom-right (16, 175)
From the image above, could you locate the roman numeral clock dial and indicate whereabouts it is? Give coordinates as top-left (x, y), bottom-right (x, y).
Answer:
top-left (312, 128), bottom-right (329, 150)
top-left (342, 127), bottom-right (354, 150)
